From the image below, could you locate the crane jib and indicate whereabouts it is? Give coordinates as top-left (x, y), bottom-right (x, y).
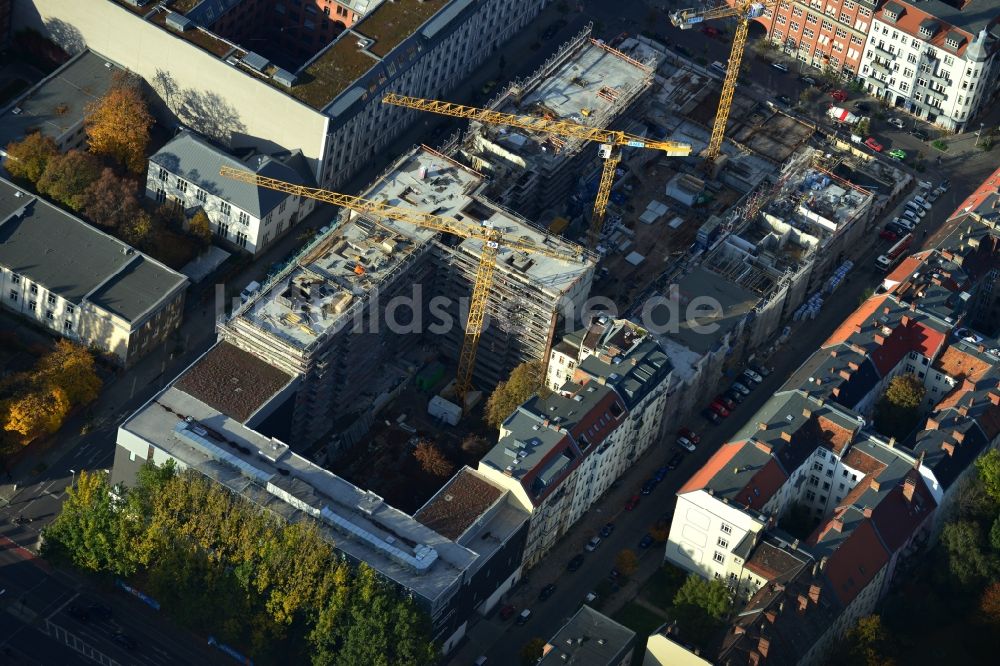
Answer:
top-left (626, 140), bottom-right (647, 148)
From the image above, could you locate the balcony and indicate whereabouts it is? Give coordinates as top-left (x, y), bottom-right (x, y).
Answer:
top-left (872, 42), bottom-right (895, 56)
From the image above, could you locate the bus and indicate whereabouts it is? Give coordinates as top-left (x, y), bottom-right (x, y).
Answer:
top-left (875, 233), bottom-right (913, 272)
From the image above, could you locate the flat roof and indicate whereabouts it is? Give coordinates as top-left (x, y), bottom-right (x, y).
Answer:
top-left (291, 34), bottom-right (381, 109)
top-left (0, 178), bottom-right (187, 323)
top-left (538, 606), bottom-right (636, 666)
top-left (414, 467), bottom-right (505, 541)
top-left (122, 374), bottom-right (481, 603)
top-left (356, 0), bottom-right (448, 57)
top-left (0, 50), bottom-right (120, 149)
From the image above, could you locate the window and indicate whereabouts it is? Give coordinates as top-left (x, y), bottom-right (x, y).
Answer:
top-left (45, 310), bottom-right (54, 321)
top-left (803, 28), bottom-right (814, 38)
top-left (793, 7), bottom-right (803, 17)
top-left (826, 469), bottom-right (833, 477)
top-left (8, 290), bottom-right (17, 302)
top-left (823, 481), bottom-right (831, 490)
top-left (28, 299), bottom-right (36, 311)
top-left (790, 21), bottom-right (800, 32)
top-left (713, 552), bottom-right (725, 564)
top-left (836, 27), bottom-right (847, 38)
top-left (220, 202), bottom-right (231, 217)
top-left (718, 537), bottom-right (729, 548)
top-left (29, 284), bottom-right (38, 295)
top-left (47, 293), bottom-right (56, 306)
top-left (821, 19), bottom-right (832, 31)
top-left (721, 523), bottom-right (732, 535)
top-left (279, 199), bottom-right (288, 214)
top-left (238, 211), bottom-right (250, 226)
top-left (839, 482), bottom-right (846, 491)
top-left (66, 303), bottom-right (74, 314)
top-left (10, 272), bottom-right (20, 284)
top-left (806, 490), bottom-right (816, 501)
top-left (813, 462), bottom-right (824, 471)
top-left (820, 495), bottom-right (827, 503)
top-left (235, 231), bottom-right (248, 248)
top-left (159, 167), bottom-right (168, 181)
top-left (217, 222), bottom-right (229, 239)
top-left (156, 188), bottom-right (166, 203)
top-left (176, 178), bottom-right (188, 193)
top-left (196, 188), bottom-right (207, 203)
top-left (810, 475), bottom-right (820, 486)
top-left (64, 320), bottom-right (73, 332)
top-left (777, 14), bottom-right (787, 25)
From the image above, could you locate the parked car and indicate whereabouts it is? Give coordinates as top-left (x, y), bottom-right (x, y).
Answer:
top-left (624, 495), bottom-right (641, 511)
top-left (910, 128), bottom-right (930, 140)
top-left (829, 89), bottom-right (848, 102)
top-left (743, 369), bottom-right (764, 384)
top-left (701, 408), bottom-right (721, 424)
top-left (887, 117), bottom-right (906, 129)
top-left (724, 388), bottom-right (745, 404)
top-left (585, 536), bottom-right (602, 552)
top-left (732, 381), bottom-right (751, 395)
top-left (667, 452), bottom-right (684, 469)
top-left (539, 584), bottom-right (557, 601)
top-left (913, 196), bottom-right (933, 211)
top-left (939, 179), bottom-right (950, 192)
top-left (708, 401), bottom-right (730, 417)
top-left (112, 633), bottom-right (137, 651)
top-left (928, 188), bottom-right (942, 202)
top-left (715, 395), bottom-right (736, 411)
top-left (776, 94), bottom-right (792, 106)
top-left (885, 221), bottom-right (907, 236)
top-left (749, 364), bottom-right (771, 377)
top-left (903, 204), bottom-right (925, 219)
top-left (499, 604), bottom-right (517, 621)
top-left (889, 148), bottom-right (906, 160)
top-left (639, 534), bottom-right (655, 549)
top-left (608, 568), bottom-right (621, 581)
top-left (516, 609), bottom-right (532, 625)
top-left (771, 61), bottom-right (789, 72)
top-left (853, 101), bottom-right (871, 113)
top-left (641, 479), bottom-right (657, 495)
top-left (800, 75), bottom-right (817, 85)
top-left (600, 522), bottom-right (615, 538)
top-left (865, 137), bottom-right (884, 152)
top-left (901, 210), bottom-right (920, 225)
top-left (677, 436), bottom-right (696, 452)
top-left (894, 217), bottom-right (916, 231)
top-left (678, 427), bottom-right (701, 444)
top-left (879, 229), bottom-right (899, 241)
top-left (654, 466), bottom-right (669, 482)
top-left (567, 554), bottom-right (585, 572)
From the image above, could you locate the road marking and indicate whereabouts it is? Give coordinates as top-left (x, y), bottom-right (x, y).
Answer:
top-left (43, 619), bottom-right (122, 666)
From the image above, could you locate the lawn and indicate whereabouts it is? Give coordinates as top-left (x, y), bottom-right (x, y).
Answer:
top-left (639, 565), bottom-right (687, 610)
top-left (613, 601), bottom-right (667, 637)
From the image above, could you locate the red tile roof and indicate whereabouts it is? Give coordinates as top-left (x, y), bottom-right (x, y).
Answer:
top-left (735, 458), bottom-right (789, 511)
top-left (841, 447), bottom-right (889, 478)
top-left (934, 346), bottom-right (992, 383)
top-left (823, 294), bottom-right (889, 348)
top-left (884, 253), bottom-right (927, 289)
top-left (868, 472), bottom-right (936, 553)
top-left (879, 1), bottom-right (972, 57)
top-left (816, 519), bottom-right (890, 606)
top-left (816, 415), bottom-right (857, 455)
top-left (678, 442), bottom-right (743, 495)
top-left (948, 164), bottom-right (1000, 222)
top-left (868, 318), bottom-right (948, 376)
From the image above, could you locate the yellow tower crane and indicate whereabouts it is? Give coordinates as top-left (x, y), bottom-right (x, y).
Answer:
top-left (670, 1), bottom-right (777, 162)
top-left (219, 165), bottom-right (585, 412)
top-left (380, 92), bottom-right (691, 247)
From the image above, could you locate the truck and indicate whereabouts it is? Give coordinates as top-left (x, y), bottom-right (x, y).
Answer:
top-left (875, 233), bottom-right (912, 272)
top-left (827, 106), bottom-right (861, 124)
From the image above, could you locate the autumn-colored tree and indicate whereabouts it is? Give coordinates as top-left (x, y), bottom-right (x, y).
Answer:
top-left (845, 615), bottom-right (897, 666)
top-left (980, 582), bottom-right (1000, 627)
top-left (485, 360), bottom-right (550, 429)
top-left (460, 434), bottom-right (491, 458)
top-left (4, 132), bottom-right (58, 183)
top-left (649, 524), bottom-right (670, 543)
top-left (874, 373), bottom-right (926, 440)
top-left (85, 71), bottom-right (154, 173)
top-left (36, 340), bottom-right (102, 406)
top-left (188, 210), bottom-right (212, 244)
top-left (120, 210), bottom-right (155, 248)
top-left (413, 440), bottom-right (454, 477)
top-left (615, 549), bottom-right (638, 577)
top-left (520, 638), bottom-right (546, 666)
top-left (4, 386), bottom-right (70, 441)
top-left (81, 168), bottom-right (141, 229)
top-left (36, 149), bottom-right (103, 211)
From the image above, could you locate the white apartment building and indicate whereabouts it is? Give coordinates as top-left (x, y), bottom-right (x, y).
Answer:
top-left (0, 178), bottom-right (187, 366)
top-left (859, 0), bottom-right (1000, 131)
top-left (147, 131), bottom-right (314, 256)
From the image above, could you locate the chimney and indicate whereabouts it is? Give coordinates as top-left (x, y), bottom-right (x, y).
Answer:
top-left (734, 626), bottom-right (746, 636)
top-left (831, 518), bottom-right (844, 532)
top-left (957, 405), bottom-right (969, 417)
top-left (910, 301), bottom-right (917, 311)
top-left (962, 378), bottom-right (976, 393)
top-left (820, 556), bottom-right (829, 571)
top-left (870, 478), bottom-right (880, 492)
top-left (848, 361), bottom-right (860, 370)
top-left (839, 369), bottom-right (852, 380)
top-left (990, 392), bottom-right (1000, 406)
top-left (903, 477), bottom-right (916, 502)
top-left (979, 343), bottom-right (987, 353)
top-left (874, 333), bottom-right (886, 346)
top-left (802, 408), bottom-right (812, 419)
top-left (953, 430), bottom-right (965, 443)
top-left (926, 417), bottom-right (939, 430)
top-left (832, 387), bottom-right (841, 398)
top-left (808, 584), bottom-right (821, 604)
top-left (749, 651), bottom-right (761, 666)
top-left (759, 422), bottom-right (769, 431)
top-left (758, 637), bottom-right (771, 657)
top-left (883, 306), bottom-right (891, 315)
top-left (830, 350), bottom-right (838, 357)
top-left (888, 436), bottom-right (896, 448)
top-left (755, 441), bottom-right (774, 455)
top-left (942, 441), bottom-right (956, 456)
top-left (765, 611), bottom-right (777, 624)
top-left (863, 506), bottom-right (873, 518)
top-left (797, 594), bottom-right (809, 612)
top-left (853, 323), bottom-right (863, 334)
top-left (780, 431), bottom-right (793, 442)
top-left (901, 315), bottom-right (911, 326)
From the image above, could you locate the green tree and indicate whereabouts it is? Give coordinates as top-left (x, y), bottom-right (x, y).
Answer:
top-left (874, 374), bottom-right (926, 439)
top-left (940, 520), bottom-right (999, 585)
top-left (975, 449), bottom-right (1000, 504)
top-left (81, 168), bottom-right (141, 229)
top-left (991, 515), bottom-right (1000, 552)
top-left (521, 638), bottom-right (546, 665)
top-left (188, 209), bottom-right (212, 244)
top-left (615, 549), bottom-right (638, 577)
top-left (41, 470), bottom-right (130, 573)
top-left (674, 574), bottom-right (730, 620)
top-left (36, 149), bottom-right (103, 211)
top-left (85, 71), bottom-right (154, 173)
top-left (4, 132), bottom-right (59, 183)
top-left (844, 615), bottom-right (897, 666)
top-left (485, 360), bottom-right (550, 429)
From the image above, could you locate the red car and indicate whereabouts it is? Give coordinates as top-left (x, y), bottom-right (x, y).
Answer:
top-left (625, 495), bottom-right (640, 511)
top-left (865, 137), bottom-right (883, 152)
top-left (709, 401), bottom-right (730, 417)
top-left (879, 229), bottom-right (899, 241)
top-left (715, 395), bottom-right (736, 411)
top-left (678, 427), bottom-right (701, 444)
top-left (829, 89), bottom-right (848, 102)
top-left (499, 604), bottom-right (516, 621)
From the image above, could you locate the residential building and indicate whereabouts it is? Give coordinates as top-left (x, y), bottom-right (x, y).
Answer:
top-left (221, 145), bottom-right (594, 448)
top-left (753, 0), bottom-right (879, 77)
top-left (538, 605), bottom-right (636, 666)
top-left (146, 130), bottom-right (316, 256)
top-left (643, 626), bottom-right (713, 666)
top-left (0, 50), bottom-right (123, 158)
top-left (0, 177), bottom-right (187, 365)
top-left (112, 341), bottom-right (530, 654)
top-left (859, 0), bottom-right (1000, 131)
top-left (17, 0), bottom-right (548, 189)
top-left (479, 318), bottom-right (673, 566)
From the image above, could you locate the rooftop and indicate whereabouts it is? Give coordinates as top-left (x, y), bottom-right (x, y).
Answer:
top-left (291, 34), bottom-right (381, 109)
top-left (414, 467), bottom-right (504, 541)
top-left (173, 341), bottom-right (294, 423)
top-left (877, 0), bottom-right (1000, 56)
top-left (355, 0), bottom-right (448, 57)
top-left (0, 178), bottom-right (187, 324)
top-left (0, 50), bottom-right (121, 150)
top-left (538, 605), bottom-right (636, 666)
top-left (765, 166), bottom-right (872, 234)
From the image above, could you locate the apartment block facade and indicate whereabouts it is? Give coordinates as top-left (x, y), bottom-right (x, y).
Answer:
top-left (759, 0), bottom-right (878, 77)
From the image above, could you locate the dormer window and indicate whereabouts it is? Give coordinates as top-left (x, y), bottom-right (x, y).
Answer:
top-left (882, 2), bottom-right (904, 23)
top-left (919, 20), bottom-right (938, 40)
top-left (944, 31), bottom-right (965, 50)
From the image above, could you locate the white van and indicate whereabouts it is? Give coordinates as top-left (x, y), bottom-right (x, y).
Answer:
top-left (240, 280), bottom-right (262, 302)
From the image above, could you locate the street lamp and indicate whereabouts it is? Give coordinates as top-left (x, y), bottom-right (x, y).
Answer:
top-left (69, 469), bottom-right (76, 489)
top-left (975, 122), bottom-right (985, 146)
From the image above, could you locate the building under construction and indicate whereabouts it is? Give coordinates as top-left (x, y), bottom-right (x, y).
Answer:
top-left (457, 26), bottom-right (657, 225)
top-left (221, 146), bottom-right (595, 450)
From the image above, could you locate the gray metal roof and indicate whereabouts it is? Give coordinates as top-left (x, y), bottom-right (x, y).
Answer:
top-left (0, 178), bottom-right (186, 323)
top-left (0, 50), bottom-right (121, 150)
top-left (149, 131), bottom-right (305, 218)
top-left (538, 606), bottom-right (636, 666)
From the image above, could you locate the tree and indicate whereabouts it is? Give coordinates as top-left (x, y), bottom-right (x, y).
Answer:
top-left (520, 638), bottom-right (546, 666)
top-left (485, 360), bottom-right (550, 429)
top-left (81, 168), bottom-right (141, 229)
top-left (874, 374), bottom-right (926, 439)
top-left (844, 615), bottom-right (897, 666)
top-left (615, 549), bottom-right (638, 577)
top-left (4, 132), bottom-right (59, 183)
top-left (188, 210), bottom-right (212, 244)
top-left (980, 582), bottom-right (1000, 627)
top-left (940, 520), bottom-right (999, 585)
top-left (460, 434), bottom-right (491, 459)
top-left (85, 71), bottom-right (154, 173)
top-left (975, 449), bottom-right (1000, 504)
top-left (36, 340), bottom-right (102, 406)
top-left (413, 441), bottom-right (454, 477)
top-left (673, 574), bottom-right (730, 620)
top-left (4, 386), bottom-right (70, 441)
top-left (120, 210), bottom-right (155, 248)
top-left (36, 149), bottom-right (103, 211)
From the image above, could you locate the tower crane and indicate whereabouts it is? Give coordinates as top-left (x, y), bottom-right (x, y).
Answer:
top-left (381, 93), bottom-right (692, 247)
top-left (669, 1), bottom-right (776, 162)
top-left (219, 165), bottom-right (585, 412)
